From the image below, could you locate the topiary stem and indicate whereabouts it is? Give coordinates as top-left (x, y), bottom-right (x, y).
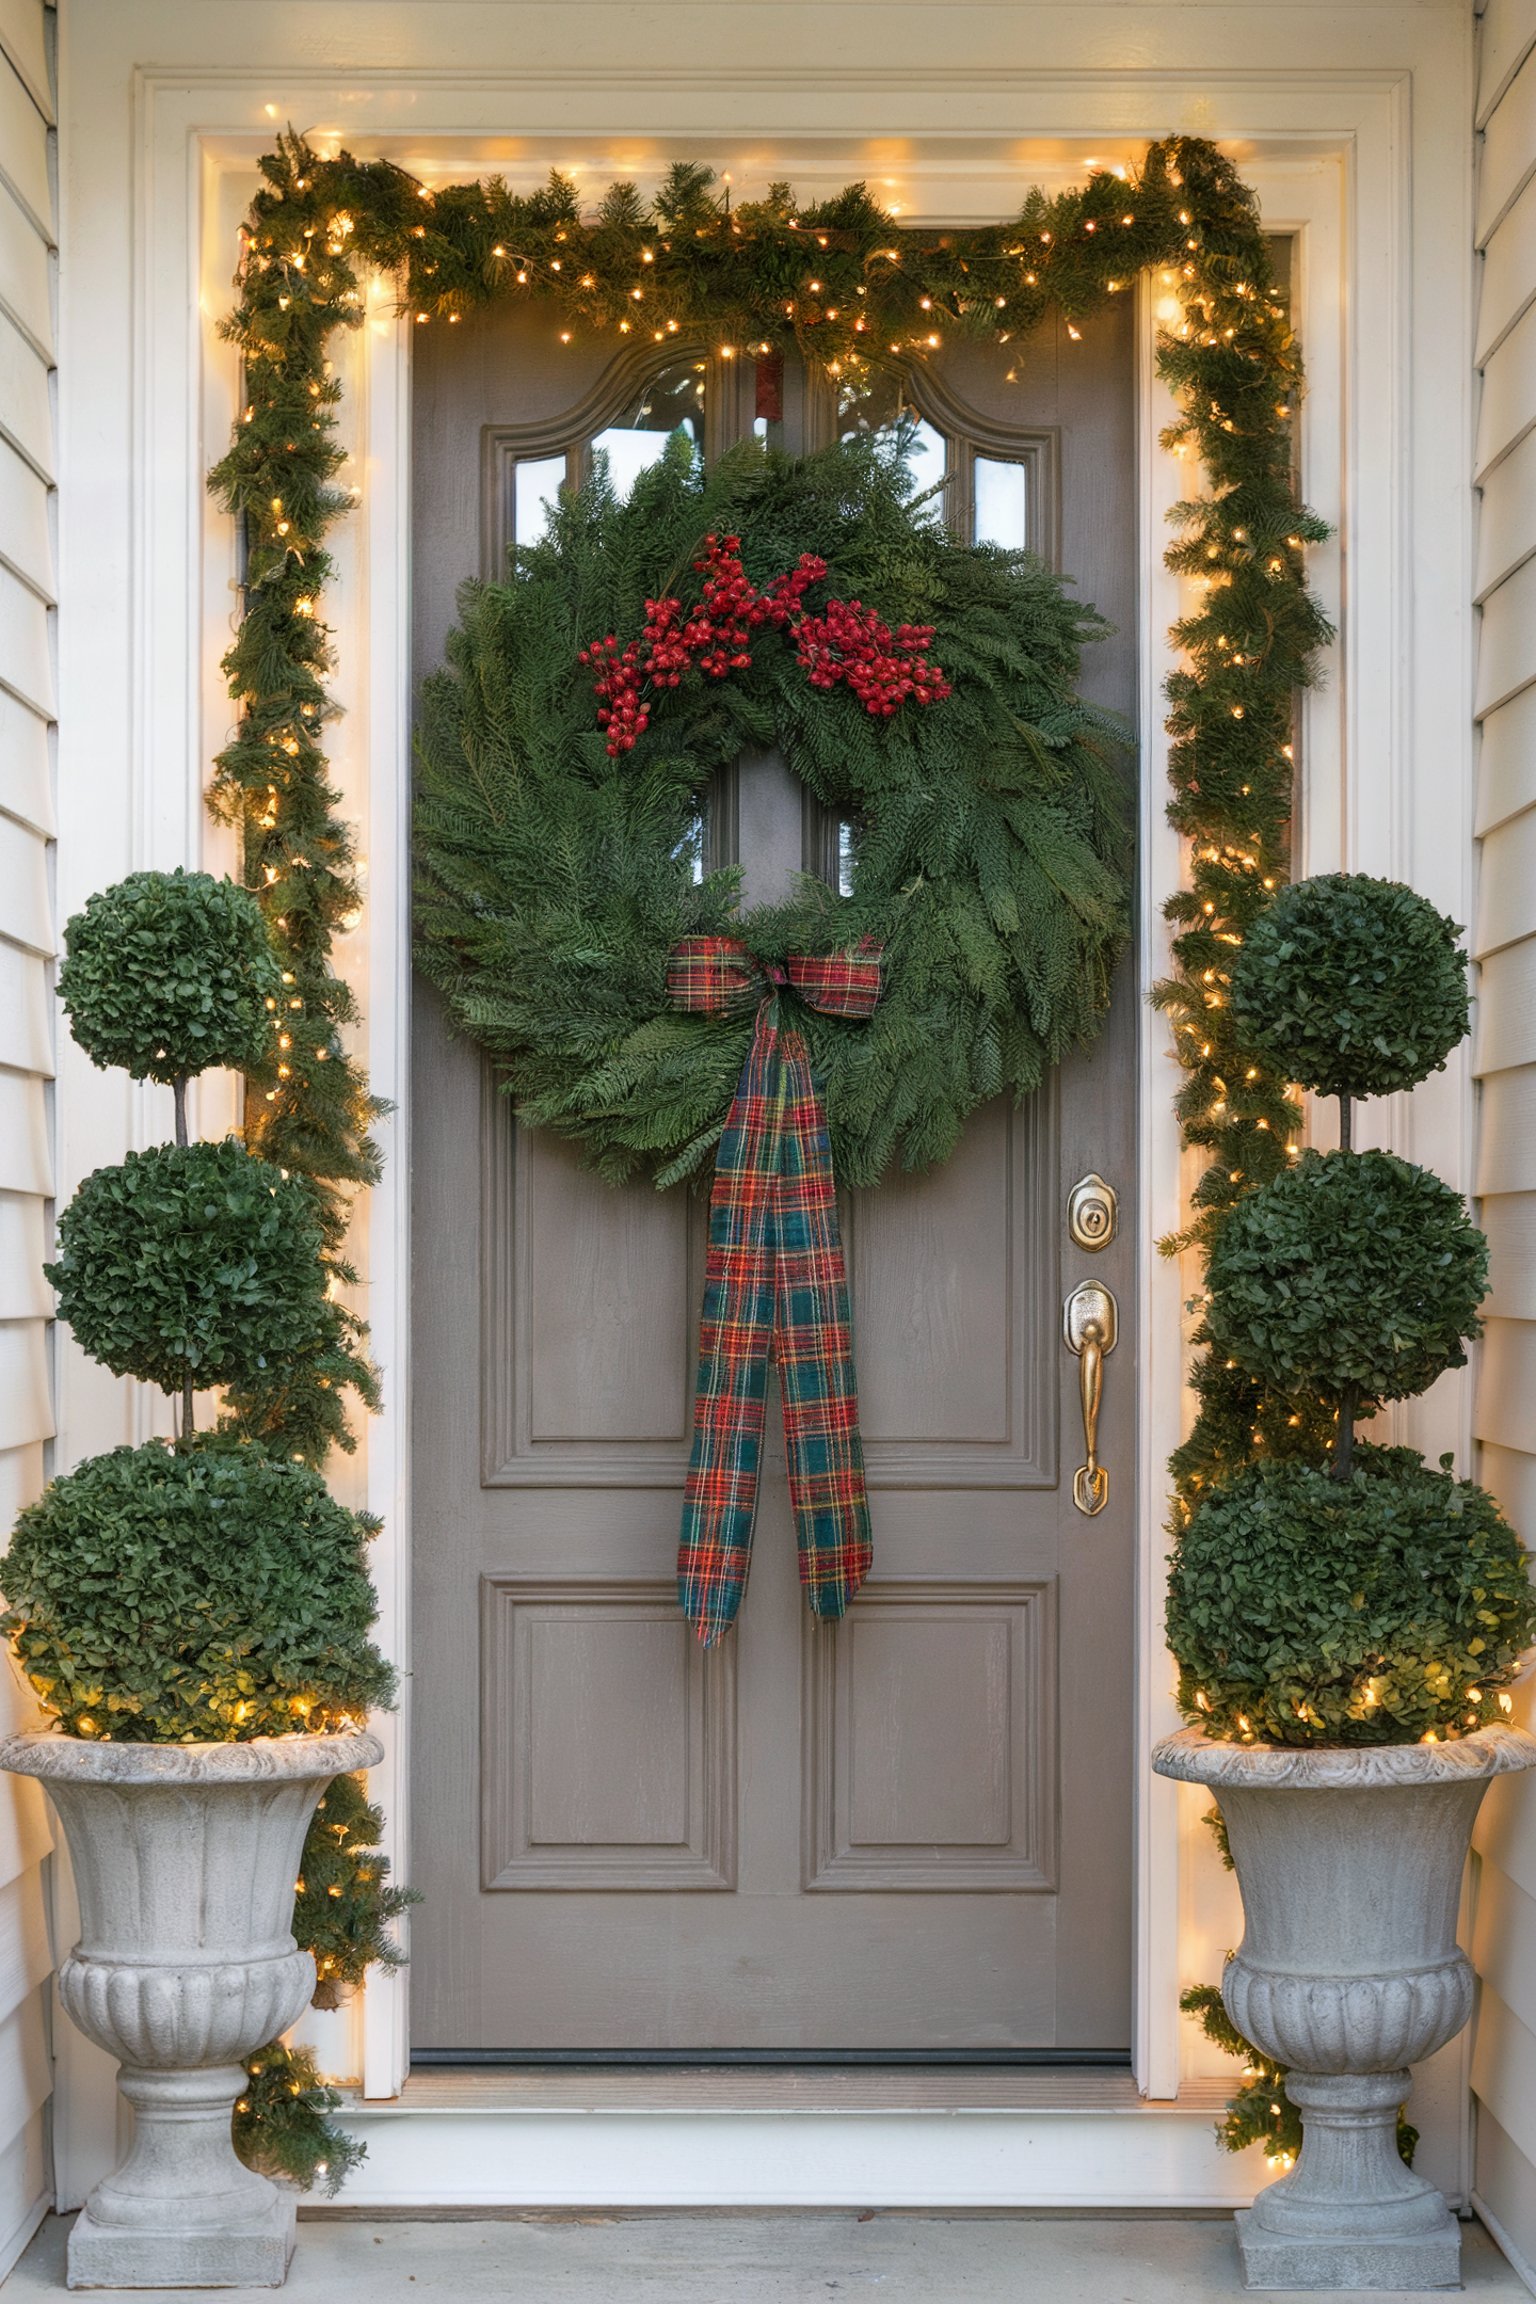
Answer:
top-left (173, 1075), bottom-right (188, 1149)
top-left (1338, 1092), bottom-right (1352, 1152)
top-left (1332, 1381), bottom-right (1359, 1481)
top-left (181, 1376), bottom-right (195, 1448)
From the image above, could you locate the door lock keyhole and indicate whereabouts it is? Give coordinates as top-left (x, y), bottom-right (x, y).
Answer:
top-left (1068, 1172), bottom-right (1117, 1252)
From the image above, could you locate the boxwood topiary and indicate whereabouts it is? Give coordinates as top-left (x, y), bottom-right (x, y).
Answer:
top-left (1231, 874), bottom-right (1468, 1116)
top-left (1166, 1447), bottom-right (1536, 1746)
top-left (59, 869), bottom-right (282, 1090)
top-left (0, 1435), bottom-right (396, 1741)
top-left (1203, 1147), bottom-right (1487, 1405)
top-left (46, 1140), bottom-right (337, 1403)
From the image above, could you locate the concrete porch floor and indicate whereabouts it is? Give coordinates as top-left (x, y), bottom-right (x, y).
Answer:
top-left (5, 2211), bottom-right (1532, 2301)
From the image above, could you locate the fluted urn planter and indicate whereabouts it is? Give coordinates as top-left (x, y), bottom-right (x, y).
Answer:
top-left (1154, 1723), bottom-right (1536, 2292)
top-left (1, 1727), bottom-right (381, 2291)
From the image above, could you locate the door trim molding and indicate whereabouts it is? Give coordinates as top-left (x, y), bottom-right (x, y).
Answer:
top-left (51, 6), bottom-right (1475, 2203)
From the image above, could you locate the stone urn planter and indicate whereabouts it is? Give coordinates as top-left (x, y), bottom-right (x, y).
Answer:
top-left (1, 1726), bottom-right (382, 2290)
top-left (1154, 1723), bottom-right (1536, 2292)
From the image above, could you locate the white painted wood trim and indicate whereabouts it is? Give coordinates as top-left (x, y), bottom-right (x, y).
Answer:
top-left (330, 2095), bottom-right (1268, 2211)
top-left (51, 9), bottom-right (1476, 2202)
top-left (0, 2186), bottom-right (48, 2288)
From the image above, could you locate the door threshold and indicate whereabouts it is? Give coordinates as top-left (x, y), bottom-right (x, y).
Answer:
top-left (411, 2048), bottom-right (1130, 2068)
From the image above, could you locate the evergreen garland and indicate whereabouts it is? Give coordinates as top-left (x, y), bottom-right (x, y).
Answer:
top-left (293, 1771), bottom-right (419, 2008)
top-left (233, 2042), bottom-right (366, 2198)
top-left (208, 127), bottom-right (1333, 2190)
top-left (1181, 1983), bottom-right (1418, 2170)
top-left (414, 434), bottom-right (1132, 1184)
top-left (234, 1777), bottom-right (415, 2196)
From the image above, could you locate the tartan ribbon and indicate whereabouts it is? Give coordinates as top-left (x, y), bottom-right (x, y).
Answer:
top-left (668, 935), bottom-right (883, 1645)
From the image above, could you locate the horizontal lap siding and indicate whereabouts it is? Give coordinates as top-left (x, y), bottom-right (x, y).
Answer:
top-left (1474, 5), bottom-right (1536, 2260)
top-left (0, 0), bottom-right (52, 2278)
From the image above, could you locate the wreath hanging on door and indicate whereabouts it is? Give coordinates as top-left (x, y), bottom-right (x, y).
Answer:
top-left (413, 431), bottom-right (1132, 1190)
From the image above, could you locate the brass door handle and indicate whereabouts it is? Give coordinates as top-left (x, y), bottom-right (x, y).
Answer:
top-left (1064, 1281), bottom-right (1117, 1517)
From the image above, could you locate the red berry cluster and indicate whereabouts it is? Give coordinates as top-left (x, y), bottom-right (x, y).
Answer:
top-left (794, 599), bottom-right (952, 716)
top-left (579, 533), bottom-right (950, 756)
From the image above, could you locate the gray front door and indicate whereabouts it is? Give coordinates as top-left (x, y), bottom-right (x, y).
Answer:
top-left (410, 298), bottom-right (1137, 2053)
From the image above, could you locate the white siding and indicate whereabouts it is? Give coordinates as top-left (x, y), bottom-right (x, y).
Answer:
top-left (0, 0), bottom-right (51, 2278)
top-left (1474, 0), bottom-right (1536, 2270)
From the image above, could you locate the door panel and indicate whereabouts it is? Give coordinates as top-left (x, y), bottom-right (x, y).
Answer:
top-left (482, 1579), bottom-right (736, 1891)
top-left (850, 1094), bottom-right (1053, 1476)
top-left (411, 293), bottom-right (1137, 2053)
top-left (805, 1582), bottom-right (1055, 1892)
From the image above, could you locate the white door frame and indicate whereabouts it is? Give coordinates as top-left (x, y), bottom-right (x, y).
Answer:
top-left (53, 2), bottom-right (1475, 2207)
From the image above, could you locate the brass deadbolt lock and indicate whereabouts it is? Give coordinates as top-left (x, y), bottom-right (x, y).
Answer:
top-left (1068, 1172), bottom-right (1117, 1252)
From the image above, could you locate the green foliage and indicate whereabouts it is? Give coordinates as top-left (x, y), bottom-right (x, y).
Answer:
top-left (1232, 874), bottom-right (1469, 1105)
top-left (59, 869), bottom-right (283, 1087)
top-left (46, 1141), bottom-right (356, 1408)
top-left (1165, 1449), bottom-right (1536, 1746)
top-left (1203, 1149), bottom-right (1487, 1408)
top-left (234, 2042), bottom-right (365, 2197)
top-left (1181, 1983), bottom-right (1418, 2168)
top-left (295, 1772), bottom-right (418, 2006)
top-left (0, 1435), bottom-right (395, 1741)
top-left (414, 433), bottom-right (1132, 1185)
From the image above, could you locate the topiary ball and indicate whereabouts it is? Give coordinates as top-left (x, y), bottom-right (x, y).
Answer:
top-left (1166, 1447), bottom-right (1536, 1745)
top-left (47, 1140), bottom-right (335, 1397)
top-left (0, 1434), bottom-right (396, 1741)
top-left (1204, 1147), bottom-right (1487, 1403)
top-left (59, 868), bottom-right (282, 1085)
top-left (1231, 873), bottom-right (1468, 1103)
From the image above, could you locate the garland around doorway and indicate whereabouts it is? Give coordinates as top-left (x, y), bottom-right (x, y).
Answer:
top-left (206, 129), bottom-right (1334, 2180)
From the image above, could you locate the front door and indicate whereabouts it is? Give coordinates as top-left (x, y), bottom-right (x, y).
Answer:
top-left (410, 293), bottom-right (1137, 2053)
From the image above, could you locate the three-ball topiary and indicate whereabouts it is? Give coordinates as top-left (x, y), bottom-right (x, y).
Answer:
top-left (3, 867), bottom-right (397, 2197)
top-left (1170, 869), bottom-right (1535, 1747)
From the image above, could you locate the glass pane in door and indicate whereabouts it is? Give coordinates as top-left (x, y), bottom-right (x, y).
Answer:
top-left (591, 360), bottom-right (705, 497)
top-left (973, 455), bottom-right (1029, 550)
top-left (513, 454), bottom-right (566, 547)
top-left (837, 372), bottom-right (947, 504)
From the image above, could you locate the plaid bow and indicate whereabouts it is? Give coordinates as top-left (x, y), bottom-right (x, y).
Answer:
top-left (668, 935), bottom-right (883, 1645)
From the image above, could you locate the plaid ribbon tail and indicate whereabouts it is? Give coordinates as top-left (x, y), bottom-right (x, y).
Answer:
top-left (771, 1026), bottom-right (873, 1624)
top-left (676, 1012), bottom-right (780, 1646)
top-left (672, 941), bottom-right (879, 1646)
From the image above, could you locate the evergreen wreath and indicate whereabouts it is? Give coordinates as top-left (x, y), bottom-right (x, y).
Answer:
top-left (413, 432), bottom-right (1132, 1187)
